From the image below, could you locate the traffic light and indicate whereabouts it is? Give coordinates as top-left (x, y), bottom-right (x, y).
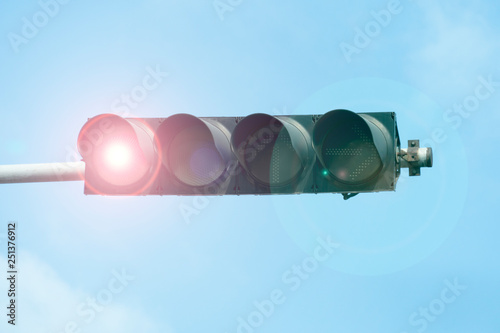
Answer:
top-left (77, 109), bottom-right (432, 198)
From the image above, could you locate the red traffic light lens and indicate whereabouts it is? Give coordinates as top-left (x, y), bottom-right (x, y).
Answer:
top-left (103, 143), bottom-right (132, 170)
top-left (77, 114), bottom-right (158, 194)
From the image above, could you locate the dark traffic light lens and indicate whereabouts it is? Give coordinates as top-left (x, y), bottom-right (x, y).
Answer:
top-left (168, 126), bottom-right (226, 187)
top-left (156, 114), bottom-right (232, 187)
top-left (322, 123), bottom-right (382, 184)
top-left (313, 109), bottom-right (387, 185)
top-left (231, 114), bottom-right (309, 187)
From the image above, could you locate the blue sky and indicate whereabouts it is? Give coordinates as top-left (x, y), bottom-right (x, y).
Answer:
top-left (0, 0), bottom-right (499, 332)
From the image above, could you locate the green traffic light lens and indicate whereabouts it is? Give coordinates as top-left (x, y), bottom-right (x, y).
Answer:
top-left (313, 109), bottom-right (386, 185)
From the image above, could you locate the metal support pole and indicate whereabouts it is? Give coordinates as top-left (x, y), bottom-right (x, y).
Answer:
top-left (0, 162), bottom-right (85, 184)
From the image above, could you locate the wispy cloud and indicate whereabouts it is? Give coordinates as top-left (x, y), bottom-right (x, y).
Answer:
top-left (0, 252), bottom-right (168, 333)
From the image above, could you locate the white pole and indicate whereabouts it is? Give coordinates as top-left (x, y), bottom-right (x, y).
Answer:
top-left (0, 162), bottom-right (85, 184)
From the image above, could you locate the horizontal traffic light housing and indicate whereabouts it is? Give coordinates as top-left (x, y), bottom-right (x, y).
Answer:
top-left (77, 110), bottom-right (431, 197)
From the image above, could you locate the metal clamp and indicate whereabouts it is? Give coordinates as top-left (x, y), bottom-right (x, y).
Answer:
top-left (398, 140), bottom-right (433, 176)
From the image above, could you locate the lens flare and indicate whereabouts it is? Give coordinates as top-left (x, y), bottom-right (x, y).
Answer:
top-left (104, 143), bottom-right (132, 170)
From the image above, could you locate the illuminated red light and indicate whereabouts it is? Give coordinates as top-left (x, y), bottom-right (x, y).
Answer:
top-left (104, 143), bottom-right (132, 170)
top-left (77, 114), bottom-right (160, 195)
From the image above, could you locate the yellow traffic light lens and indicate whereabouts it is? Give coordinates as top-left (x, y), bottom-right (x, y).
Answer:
top-left (168, 127), bottom-right (226, 187)
top-left (156, 114), bottom-right (233, 188)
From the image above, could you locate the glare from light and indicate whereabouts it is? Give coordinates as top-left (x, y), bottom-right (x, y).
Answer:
top-left (104, 143), bottom-right (132, 170)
